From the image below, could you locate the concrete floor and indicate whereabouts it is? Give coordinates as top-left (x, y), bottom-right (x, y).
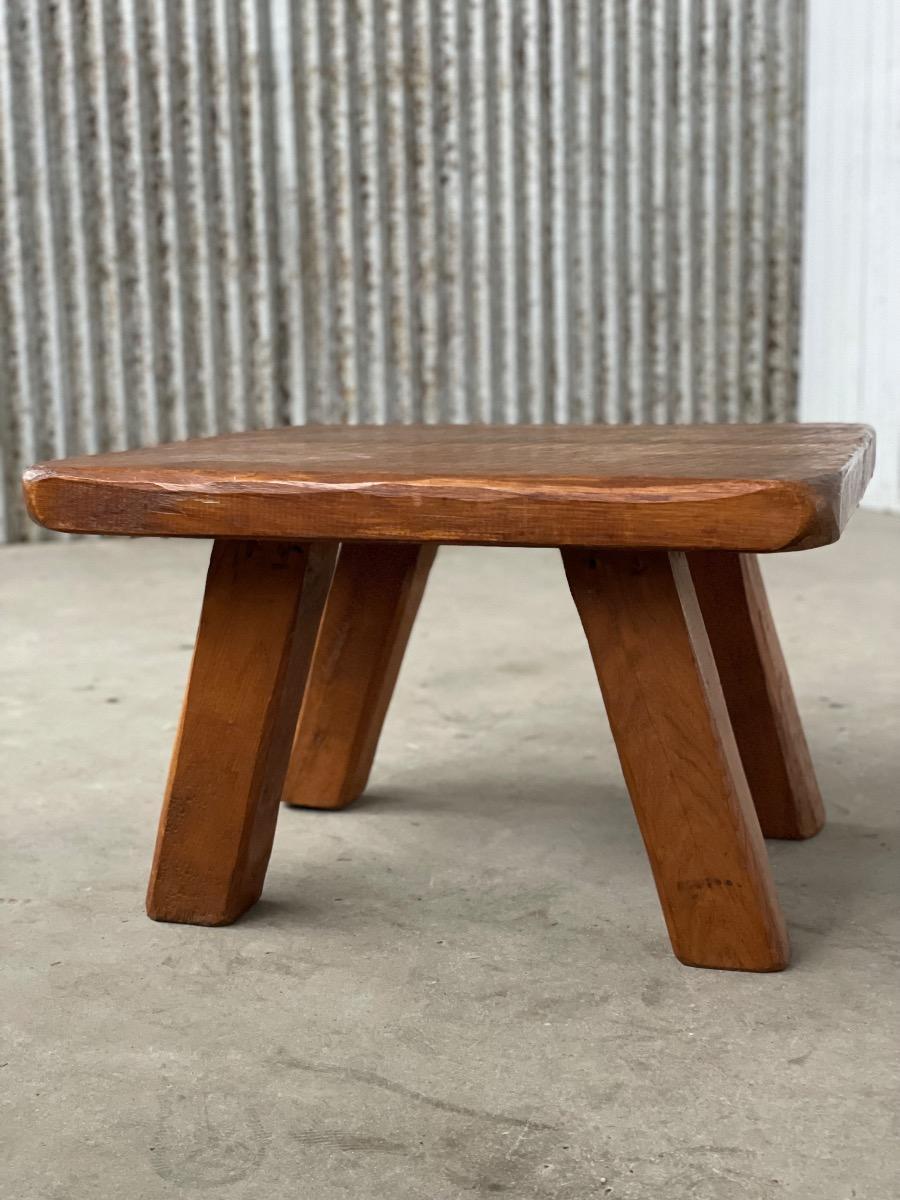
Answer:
top-left (2, 512), bottom-right (898, 1199)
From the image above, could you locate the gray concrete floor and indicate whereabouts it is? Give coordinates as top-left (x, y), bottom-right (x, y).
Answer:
top-left (2, 512), bottom-right (899, 1200)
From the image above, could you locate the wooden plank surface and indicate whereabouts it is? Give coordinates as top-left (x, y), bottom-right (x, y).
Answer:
top-left (146, 539), bottom-right (337, 926)
top-left (23, 423), bottom-right (874, 550)
top-left (283, 542), bottom-right (436, 810)
top-left (562, 546), bottom-right (790, 971)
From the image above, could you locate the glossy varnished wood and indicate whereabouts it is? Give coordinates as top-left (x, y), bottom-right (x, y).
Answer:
top-left (23, 423), bottom-right (874, 551)
top-left (688, 553), bottom-right (825, 839)
top-left (562, 547), bottom-right (790, 971)
top-left (283, 542), bottom-right (436, 810)
top-left (147, 539), bottom-right (337, 925)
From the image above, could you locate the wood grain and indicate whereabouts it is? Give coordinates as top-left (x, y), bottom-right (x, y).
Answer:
top-left (688, 553), bottom-right (825, 839)
top-left (146, 539), bottom-right (337, 925)
top-left (23, 423), bottom-right (874, 551)
top-left (283, 542), bottom-right (436, 810)
top-left (562, 547), bottom-right (790, 971)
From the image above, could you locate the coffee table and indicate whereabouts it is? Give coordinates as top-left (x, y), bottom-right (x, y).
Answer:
top-left (24, 423), bottom-right (875, 971)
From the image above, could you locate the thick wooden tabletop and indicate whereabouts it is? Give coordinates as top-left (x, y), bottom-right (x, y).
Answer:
top-left (23, 423), bottom-right (874, 551)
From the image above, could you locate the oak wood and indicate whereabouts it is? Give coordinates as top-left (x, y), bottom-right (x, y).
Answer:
top-left (562, 547), bottom-right (790, 971)
top-left (147, 539), bottom-right (337, 925)
top-left (23, 423), bottom-right (874, 551)
top-left (283, 541), bottom-right (436, 810)
top-left (688, 552), bottom-right (825, 839)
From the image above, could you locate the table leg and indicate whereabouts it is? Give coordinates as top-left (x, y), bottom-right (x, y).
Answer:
top-left (562, 547), bottom-right (790, 971)
top-left (146, 539), bottom-right (337, 925)
top-left (283, 542), bottom-right (436, 809)
top-left (688, 552), bottom-right (825, 839)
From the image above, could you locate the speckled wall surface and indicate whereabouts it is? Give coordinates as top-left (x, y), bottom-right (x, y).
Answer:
top-left (0, 0), bottom-right (806, 541)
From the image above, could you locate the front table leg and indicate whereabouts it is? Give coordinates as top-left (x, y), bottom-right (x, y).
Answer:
top-left (147, 539), bottom-right (337, 925)
top-left (562, 548), bottom-right (789, 971)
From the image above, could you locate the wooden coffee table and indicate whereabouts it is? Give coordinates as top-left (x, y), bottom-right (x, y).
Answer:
top-left (24, 424), bottom-right (875, 971)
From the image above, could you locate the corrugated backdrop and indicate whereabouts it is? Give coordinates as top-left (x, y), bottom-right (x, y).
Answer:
top-left (0, 0), bottom-right (806, 541)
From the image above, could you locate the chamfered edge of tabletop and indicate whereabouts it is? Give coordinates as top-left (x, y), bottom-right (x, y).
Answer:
top-left (21, 423), bottom-right (875, 551)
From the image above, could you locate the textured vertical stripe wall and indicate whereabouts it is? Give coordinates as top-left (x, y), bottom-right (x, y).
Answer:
top-left (801, 0), bottom-right (900, 512)
top-left (0, 0), bottom-right (806, 542)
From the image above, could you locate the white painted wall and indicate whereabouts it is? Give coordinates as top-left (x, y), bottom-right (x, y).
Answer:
top-left (801, 0), bottom-right (900, 511)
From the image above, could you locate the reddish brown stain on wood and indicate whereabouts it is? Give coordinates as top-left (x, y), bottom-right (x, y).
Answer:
top-left (284, 542), bottom-right (436, 810)
top-left (23, 423), bottom-right (874, 550)
top-left (688, 552), bottom-right (825, 839)
top-left (23, 423), bottom-right (874, 969)
top-left (147, 539), bottom-right (337, 925)
top-left (562, 547), bottom-right (790, 971)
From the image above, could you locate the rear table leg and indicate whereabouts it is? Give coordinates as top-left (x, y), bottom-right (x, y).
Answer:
top-left (562, 548), bottom-right (790, 972)
top-left (283, 542), bottom-right (436, 809)
top-left (147, 539), bottom-right (337, 926)
top-left (688, 552), bottom-right (825, 839)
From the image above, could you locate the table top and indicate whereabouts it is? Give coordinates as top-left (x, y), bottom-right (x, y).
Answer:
top-left (23, 423), bottom-right (875, 550)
